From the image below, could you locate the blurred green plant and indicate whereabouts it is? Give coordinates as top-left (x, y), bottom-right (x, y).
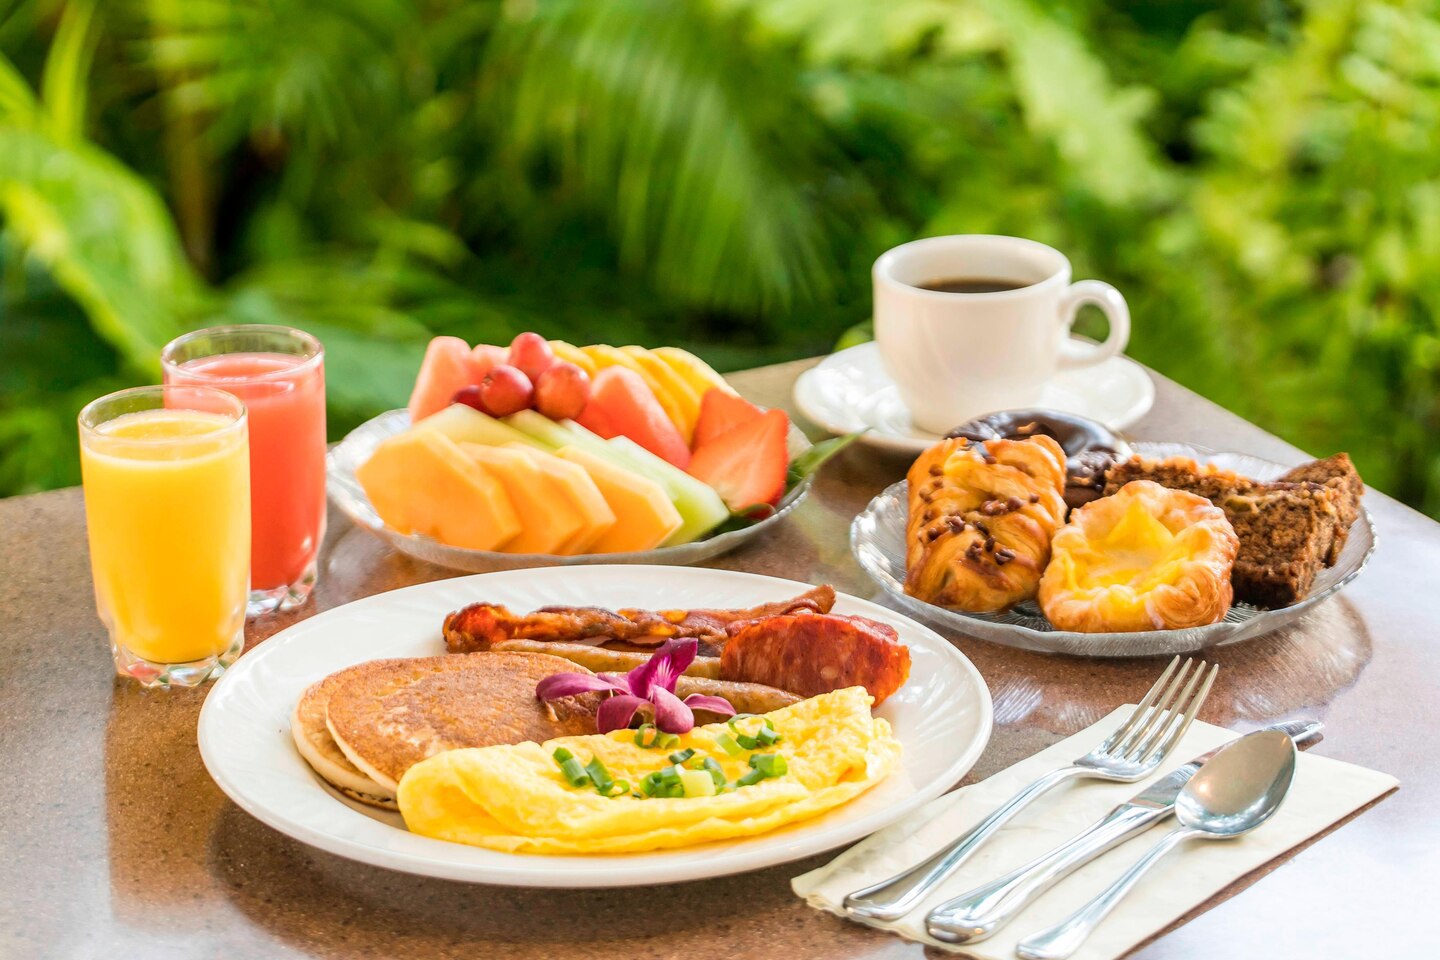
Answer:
top-left (1, 0), bottom-right (1438, 516)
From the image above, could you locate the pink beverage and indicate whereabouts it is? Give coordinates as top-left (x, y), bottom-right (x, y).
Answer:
top-left (163, 326), bottom-right (326, 614)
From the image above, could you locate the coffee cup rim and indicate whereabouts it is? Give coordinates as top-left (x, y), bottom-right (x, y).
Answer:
top-left (873, 234), bottom-right (1071, 300)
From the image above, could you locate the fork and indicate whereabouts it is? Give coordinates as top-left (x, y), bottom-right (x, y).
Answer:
top-left (842, 656), bottom-right (1218, 923)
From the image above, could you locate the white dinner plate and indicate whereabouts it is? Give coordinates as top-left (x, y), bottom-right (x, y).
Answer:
top-left (794, 341), bottom-right (1155, 456)
top-left (198, 565), bottom-right (993, 887)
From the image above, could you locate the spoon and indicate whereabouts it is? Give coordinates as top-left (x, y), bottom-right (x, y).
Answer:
top-left (1015, 729), bottom-right (1297, 960)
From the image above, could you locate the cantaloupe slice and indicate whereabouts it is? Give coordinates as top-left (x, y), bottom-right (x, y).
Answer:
top-left (407, 336), bottom-right (474, 423)
top-left (621, 345), bottom-right (701, 443)
top-left (411, 403), bottom-right (535, 447)
top-left (460, 443), bottom-right (583, 554)
top-left (606, 437), bottom-right (729, 546)
top-left (503, 411), bottom-right (728, 545)
top-left (502, 444), bottom-right (616, 554)
top-left (555, 446), bottom-right (683, 552)
top-left (356, 431), bottom-right (519, 551)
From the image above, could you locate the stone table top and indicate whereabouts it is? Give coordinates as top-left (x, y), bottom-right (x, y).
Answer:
top-left (0, 358), bottom-right (1426, 959)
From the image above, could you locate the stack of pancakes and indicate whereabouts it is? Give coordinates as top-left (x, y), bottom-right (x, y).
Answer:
top-left (291, 652), bottom-right (601, 808)
top-left (291, 650), bottom-right (800, 808)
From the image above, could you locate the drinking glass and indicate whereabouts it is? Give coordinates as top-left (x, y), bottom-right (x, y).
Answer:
top-left (79, 385), bottom-right (251, 687)
top-left (163, 325), bottom-right (327, 614)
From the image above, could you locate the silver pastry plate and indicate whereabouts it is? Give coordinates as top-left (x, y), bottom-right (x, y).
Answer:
top-left (328, 408), bottom-right (811, 573)
top-left (850, 442), bottom-right (1376, 657)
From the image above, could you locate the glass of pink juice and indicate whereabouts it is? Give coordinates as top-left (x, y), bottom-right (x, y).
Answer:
top-left (163, 325), bottom-right (326, 615)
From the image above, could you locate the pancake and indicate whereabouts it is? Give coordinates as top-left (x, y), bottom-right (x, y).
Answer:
top-left (290, 676), bottom-right (397, 810)
top-left (324, 652), bottom-right (602, 793)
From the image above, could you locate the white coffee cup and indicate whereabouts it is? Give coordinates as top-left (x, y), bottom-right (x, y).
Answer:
top-left (873, 235), bottom-right (1130, 435)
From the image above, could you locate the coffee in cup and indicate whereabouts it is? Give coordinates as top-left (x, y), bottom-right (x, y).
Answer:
top-left (872, 235), bottom-right (1130, 435)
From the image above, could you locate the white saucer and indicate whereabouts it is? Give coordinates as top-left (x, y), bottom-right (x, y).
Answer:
top-left (793, 341), bottom-right (1155, 455)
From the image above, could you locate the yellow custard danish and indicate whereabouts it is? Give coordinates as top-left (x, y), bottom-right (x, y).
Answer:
top-left (905, 436), bottom-right (1068, 612)
top-left (1039, 480), bottom-right (1239, 632)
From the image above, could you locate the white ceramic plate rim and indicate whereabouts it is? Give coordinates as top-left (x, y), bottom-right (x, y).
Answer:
top-left (198, 565), bottom-right (993, 887)
top-left (794, 341), bottom-right (1155, 455)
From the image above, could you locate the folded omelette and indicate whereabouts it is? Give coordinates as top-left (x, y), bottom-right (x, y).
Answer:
top-left (397, 686), bottom-right (901, 854)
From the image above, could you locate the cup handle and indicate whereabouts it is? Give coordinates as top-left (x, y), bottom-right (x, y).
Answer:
top-left (1057, 280), bottom-right (1129, 369)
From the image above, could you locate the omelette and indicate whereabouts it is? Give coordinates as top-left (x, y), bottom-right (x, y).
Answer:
top-left (397, 686), bottom-right (901, 854)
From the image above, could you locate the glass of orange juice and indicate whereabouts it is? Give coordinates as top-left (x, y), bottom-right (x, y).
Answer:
top-left (162, 325), bottom-right (326, 615)
top-left (79, 385), bottom-right (251, 687)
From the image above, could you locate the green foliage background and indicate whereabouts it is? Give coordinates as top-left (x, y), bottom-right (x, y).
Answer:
top-left (2, 0), bottom-right (1438, 515)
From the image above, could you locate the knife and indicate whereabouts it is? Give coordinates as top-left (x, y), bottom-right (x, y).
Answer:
top-left (925, 718), bottom-right (1322, 945)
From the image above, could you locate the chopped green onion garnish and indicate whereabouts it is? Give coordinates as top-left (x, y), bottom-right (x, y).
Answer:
top-left (668, 748), bottom-right (696, 764)
top-left (557, 756), bottom-right (591, 787)
top-left (679, 768), bottom-right (717, 798)
top-left (702, 757), bottom-right (725, 787)
top-left (654, 732), bottom-right (680, 751)
top-left (585, 757), bottom-right (615, 793)
top-left (714, 733), bottom-right (745, 757)
top-left (607, 779), bottom-right (630, 797)
top-left (735, 767), bottom-right (768, 787)
top-left (633, 723), bottom-right (657, 748)
top-left (553, 747), bottom-right (574, 763)
top-left (749, 753), bottom-right (788, 777)
top-left (640, 770), bottom-right (665, 797)
top-left (756, 726), bottom-right (782, 747)
top-left (735, 733), bottom-right (759, 750)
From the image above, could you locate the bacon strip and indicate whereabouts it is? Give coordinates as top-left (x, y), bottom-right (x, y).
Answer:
top-left (442, 585), bottom-right (837, 654)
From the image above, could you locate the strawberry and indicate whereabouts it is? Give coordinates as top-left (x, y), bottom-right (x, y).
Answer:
top-left (692, 388), bottom-right (765, 450)
top-left (687, 408), bottom-right (790, 512)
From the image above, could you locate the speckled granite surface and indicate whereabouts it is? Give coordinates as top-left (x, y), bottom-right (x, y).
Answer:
top-left (0, 359), bottom-right (1425, 959)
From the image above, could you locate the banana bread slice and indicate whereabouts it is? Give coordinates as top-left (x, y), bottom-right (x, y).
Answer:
top-left (1103, 453), bottom-right (1362, 608)
top-left (1277, 453), bottom-right (1363, 563)
top-left (1218, 483), bottom-right (1343, 608)
top-left (1103, 456), bottom-right (1256, 502)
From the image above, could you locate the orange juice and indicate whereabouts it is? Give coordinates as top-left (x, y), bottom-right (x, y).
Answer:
top-left (80, 401), bottom-right (250, 676)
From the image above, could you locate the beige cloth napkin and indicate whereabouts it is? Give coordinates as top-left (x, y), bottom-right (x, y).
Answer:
top-left (793, 707), bottom-right (1398, 960)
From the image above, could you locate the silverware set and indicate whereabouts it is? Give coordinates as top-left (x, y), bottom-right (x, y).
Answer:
top-left (841, 656), bottom-right (1308, 958)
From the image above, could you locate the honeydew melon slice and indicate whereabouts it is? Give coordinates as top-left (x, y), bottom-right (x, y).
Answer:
top-left (411, 403), bottom-right (534, 448)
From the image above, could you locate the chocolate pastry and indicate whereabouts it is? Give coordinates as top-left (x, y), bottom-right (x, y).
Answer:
top-left (905, 436), bottom-right (1068, 613)
top-left (948, 410), bottom-right (1133, 511)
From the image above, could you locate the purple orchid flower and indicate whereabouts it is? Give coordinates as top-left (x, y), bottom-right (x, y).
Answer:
top-left (535, 637), bottom-right (735, 734)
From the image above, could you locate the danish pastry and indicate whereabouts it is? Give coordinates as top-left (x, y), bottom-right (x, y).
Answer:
top-left (905, 436), bottom-right (1068, 612)
top-left (1039, 480), bottom-right (1238, 632)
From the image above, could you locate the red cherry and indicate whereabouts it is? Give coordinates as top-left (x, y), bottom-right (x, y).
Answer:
top-left (450, 385), bottom-right (486, 412)
top-left (478, 364), bottom-right (534, 417)
top-left (508, 332), bottom-right (556, 382)
top-left (534, 362), bottom-right (591, 420)
top-left (466, 345), bottom-right (508, 384)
